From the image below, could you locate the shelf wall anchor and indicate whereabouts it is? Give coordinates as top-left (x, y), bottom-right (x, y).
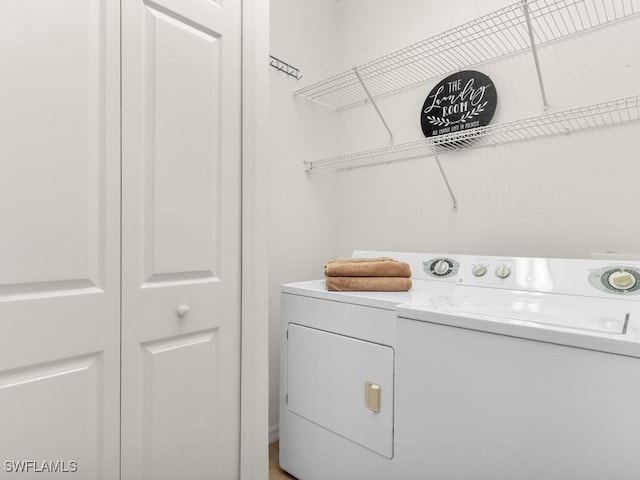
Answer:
top-left (353, 67), bottom-right (394, 142)
top-left (433, 150), bottom-right (458, 212)
top-left (522, 0), bottom-right (549, 111)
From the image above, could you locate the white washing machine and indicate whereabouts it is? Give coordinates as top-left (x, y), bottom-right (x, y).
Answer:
top-left (395, 255), bottom-right (640, 480)
top-left (279, 251), bottom-right (462, 480)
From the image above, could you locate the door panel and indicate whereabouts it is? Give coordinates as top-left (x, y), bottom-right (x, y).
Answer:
top-left (0, 1), bottom-right (121, 478)
top-left (142, 6), bottom-right (222, 281)
top-left (141, 330), bottom-right (220, 477)
top-left (0, 0), bottom-right (111, 294)
top-left (122, 0), bottom-right (242, 478)
top-left (0, 354), bottom-right (104, 477)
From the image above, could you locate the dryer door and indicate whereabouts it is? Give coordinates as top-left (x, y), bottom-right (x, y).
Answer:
top-left (287, 324), bottom-right (394, 458)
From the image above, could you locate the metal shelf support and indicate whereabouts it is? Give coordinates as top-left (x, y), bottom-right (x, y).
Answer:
top-left (522, 0), bottom-right (549, 110)
top-left (433, 151), bottom-right (458, 211)
top-left (270, 55), bottom-right (303, 80)
top-left (354, 67), bottom-right (394, 142)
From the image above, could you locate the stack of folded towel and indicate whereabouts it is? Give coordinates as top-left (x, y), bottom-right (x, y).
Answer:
top-left (324, 257), bottom-right (412, 291)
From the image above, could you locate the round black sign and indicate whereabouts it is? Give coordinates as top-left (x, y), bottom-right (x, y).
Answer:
top-left (420, 70), bottom-right (497, 139)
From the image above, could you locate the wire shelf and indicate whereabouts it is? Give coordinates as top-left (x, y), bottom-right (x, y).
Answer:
top-left (294, 0), bottom-right (640, 110)
top-left (304, 95), bottom-right (640, 171)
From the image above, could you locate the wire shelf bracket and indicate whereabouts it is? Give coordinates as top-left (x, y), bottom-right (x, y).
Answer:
top-left (293, 0), bottom-right (640, 110)
top-left (433, 151), bottom-right (458, 211)
top-left (523, 0), bottom-right (550, 110)
top-left (270, 55), bottom-right (303, 80)
top-left (354, 67), bottom-right (394, 142)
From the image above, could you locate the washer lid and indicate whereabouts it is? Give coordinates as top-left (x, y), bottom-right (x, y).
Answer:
top-left (397, 290), bottom-right (640, 357)
top-left (427, 291), bottom-right (630, 334)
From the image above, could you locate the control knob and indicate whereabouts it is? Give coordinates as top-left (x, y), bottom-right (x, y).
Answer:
top-left (495, 265), bottom-right (511, 279)
top-left (472, 265), bottom-right (487, 277)
top-left (433, 259), bottom-right (450, 276)
top-left (608, 270), bottom-right (636, 291)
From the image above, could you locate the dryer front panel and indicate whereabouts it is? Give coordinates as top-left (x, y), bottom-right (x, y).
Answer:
top-left (287, 324), bottom-right (394, 458)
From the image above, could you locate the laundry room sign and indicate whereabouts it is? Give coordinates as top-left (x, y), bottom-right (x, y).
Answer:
top-left (420, 70), bottom-right (497, 139)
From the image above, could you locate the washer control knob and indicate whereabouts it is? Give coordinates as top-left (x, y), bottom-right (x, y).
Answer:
top-left (472, 265), bottom-right (487, 277)
top-left (495, 265), bottom-right (511, 279)
top-left (433, 260), bottom-right (450, 276)
top-left (608, 270), bottom-right (636, 290)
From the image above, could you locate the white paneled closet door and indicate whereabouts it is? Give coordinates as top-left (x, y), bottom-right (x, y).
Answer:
top-left (0, 1), bottom-right (121, 478)
top-left (121, 1), bottom-right (242, 479)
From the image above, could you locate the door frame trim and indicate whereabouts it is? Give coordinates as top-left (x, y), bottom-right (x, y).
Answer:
top-left (241, 1), bottom-right (269, 479)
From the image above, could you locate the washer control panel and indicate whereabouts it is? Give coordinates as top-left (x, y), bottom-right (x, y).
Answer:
top-left (424, 258), bottom-right (460, 278)
top-left (458, 257), bottom-right (640, 297)
top-left (588, 266), bottom-right (640, 295)
top-left (355, 251), bottom-right (640, 297)
top-left (460, 258), bottom-right (517, 287)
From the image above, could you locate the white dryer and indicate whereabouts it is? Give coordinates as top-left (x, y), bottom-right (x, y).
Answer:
top-left (279, 251), bottom-right (461, 480)
top-left (395, 255), bottom-right (640, 480)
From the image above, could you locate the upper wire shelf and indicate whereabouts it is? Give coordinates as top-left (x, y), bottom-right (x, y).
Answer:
top-left (294, 0), bottom-right (640, 111)
top-left (304, 95), bottom-right (640, 171)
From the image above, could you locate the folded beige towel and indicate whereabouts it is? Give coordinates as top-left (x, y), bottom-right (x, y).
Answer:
top-left (326, 276), bottom-right (412, 292)
top-left (324, 257), bottom-right (411, 278)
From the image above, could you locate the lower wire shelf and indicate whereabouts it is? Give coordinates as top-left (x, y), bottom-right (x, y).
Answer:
top-left (303, 94), bottom-right (640, 172)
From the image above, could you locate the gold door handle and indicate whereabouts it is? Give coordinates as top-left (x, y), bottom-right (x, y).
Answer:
top-left (365, 382), bottom-right (381, 413)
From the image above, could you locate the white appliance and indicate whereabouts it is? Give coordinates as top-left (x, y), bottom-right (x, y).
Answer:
top-left (279, 251), bottom-right (462, 480)
top-left (395, 255), bottom-right (640, 480)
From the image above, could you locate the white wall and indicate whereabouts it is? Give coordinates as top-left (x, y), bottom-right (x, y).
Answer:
top-left (268, 0), bottom-right (342, 434)
top-left (334, 0), bottom-right (640, 258)
top-left (269, 0), bottom-right (640, 432)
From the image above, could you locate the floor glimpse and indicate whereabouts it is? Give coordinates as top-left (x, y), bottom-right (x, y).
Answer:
top-left (269, 441), bottom-right (297, 480)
